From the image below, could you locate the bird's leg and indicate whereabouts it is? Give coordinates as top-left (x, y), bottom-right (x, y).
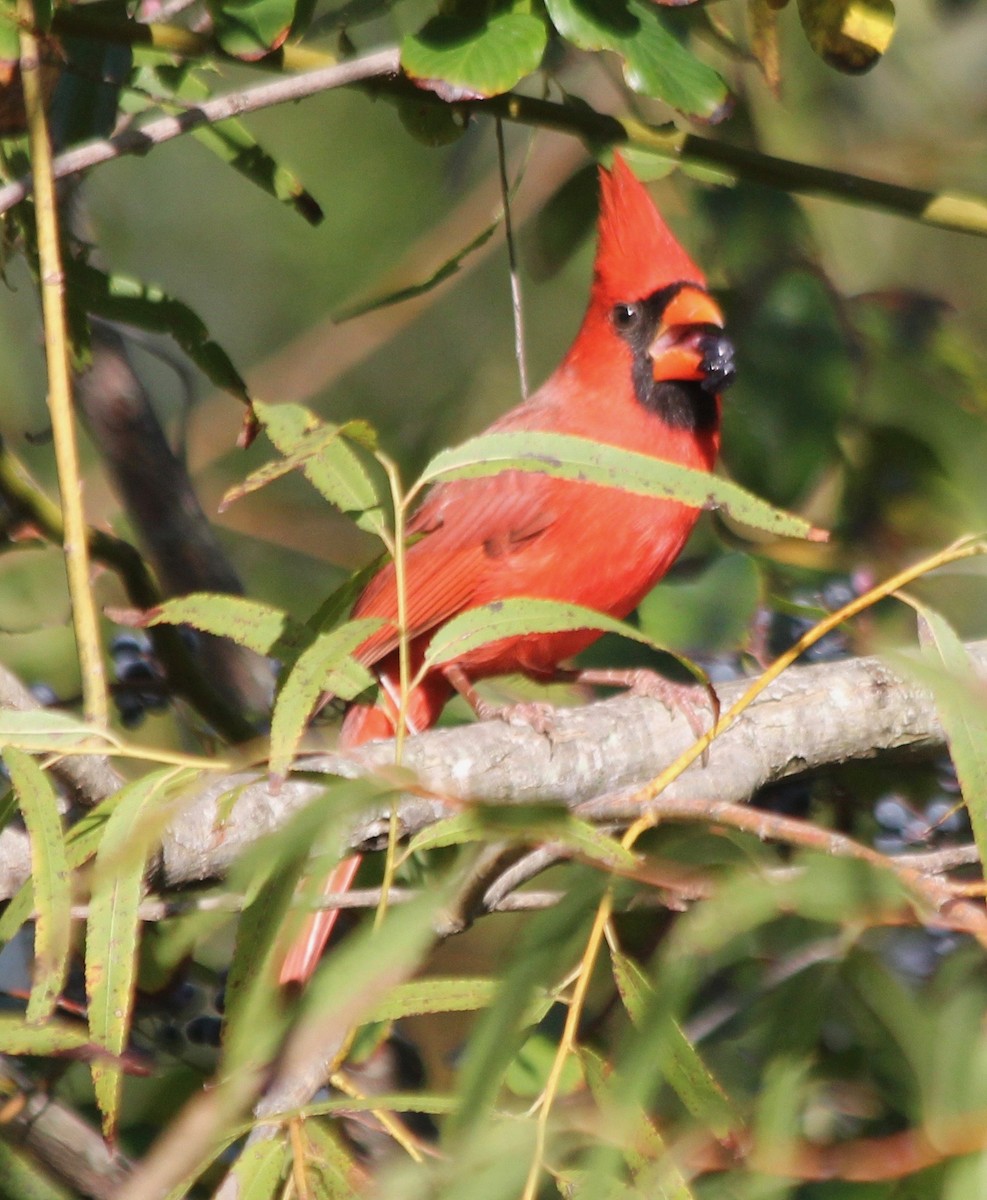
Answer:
top-left (564, 667), bottom-right (716, 740)
top-left (441, 664), bottom-right (557, 735)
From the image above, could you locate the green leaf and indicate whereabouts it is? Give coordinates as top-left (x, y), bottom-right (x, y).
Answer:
top-left (402, 6), bottom-right (548, 98)
top-left (420, 596), bottom-right (677, 676)
top-left (891, 605), bottom-right (987, 867)
top-left (4, 750), bottom-right (71, 1024)
top-left (0, 710), bottom-right (115, 753)
top-left (545, 0), bottom-right (730, 121)
top-left (366, 977), bottom-right (499, 1022)
top-left (451, 872), bottom-right (605, 1138)
top-left (797, 0), bottom-right (895, 73)
top-left (193, 121), bottom-right (323, 224)
top-left (86, 769), bottom-right (186, 1140)
top-left (69, 261), bottom-right (250, 403)
top-left (0, 790), bottom-right (124, 957)
top-left (0, 1014), bottom-right (92, 1056)
top-left (208, 0), bottom-right (296, 60)
top-left (408, 804), bottom-right (639, 872)
top-left (250, 402), bottom-right (388, 539)
top-left (334, 218), bottom-right (500, 323)
top-left (269, 617), bottom-right (382, 780)
top-left (225, 1140), bottom-right (289, 1200)
top-left (0, 1), bottom-right (21, 64)
top-left (146, 593), bottom-right (305, 659)
top-left (420, 430), bottom-right (827, 542)
top-left (51, 37), bottom-right (132, 147)
top-left (611, 946), bottom-right (737, 1136)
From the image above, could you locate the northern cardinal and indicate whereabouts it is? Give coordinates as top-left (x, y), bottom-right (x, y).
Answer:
top-left (279, 153), bottom-right (735, 985)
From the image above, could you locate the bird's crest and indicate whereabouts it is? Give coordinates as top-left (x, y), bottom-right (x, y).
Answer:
top-left (593, 153), bottom-right (706, 303)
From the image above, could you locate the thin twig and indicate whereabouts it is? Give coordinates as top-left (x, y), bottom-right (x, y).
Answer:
top-left (0, 48), bottom-right (401, 215)
top-left (495, 117), bottom-right (528, 398)
top-left (18, 0), bottom-right (109, 726)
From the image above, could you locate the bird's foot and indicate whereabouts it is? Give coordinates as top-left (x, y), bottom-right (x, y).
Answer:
top-left (442, 663), bottom-right (558, 736)
top-left (575, 668), bottom-right (715, 741)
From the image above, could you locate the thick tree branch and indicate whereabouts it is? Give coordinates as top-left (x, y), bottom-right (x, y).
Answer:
top-left (154, 643), bottom-right (965, 892)
top-left (0, 641), bottom-right (978, 904)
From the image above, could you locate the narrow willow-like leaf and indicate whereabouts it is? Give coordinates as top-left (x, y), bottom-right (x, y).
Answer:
top-left (70, 260), bottom-right (250, 402)
top-left (334, 217), bottom-right (499, 323)
top-left (252, 401), bottom-right (388, 539)
top-left (269, 617), bottom-right (381, 781)
top-left (611, 946), bottom-right (737, 1136)
top-left (893, 603), bottom-right (987, 867)
top-left (228, 1140), bottom-right (289, 1200)
top-left (0, 1014), bottom-right (92, 1055)
top-left (366, 977), bottom-right (499, 1022)
top-left (451, 872), bottom-right (605, 1138)
top-left (408, 805), bottom-right (638, 872)
top-left (421, 597), bottom-right (667, 674)
top-left (87, 768), bottom-right (184, 1139)
top-left (192, 122), bottom-right (323, 225)
top-left (4, 750), bottom-right (71, 1023)
top-left (0, 789), bottom-right (124, 951)
top-left (297, 1121), bottom-right (360, 1200)
top-left (146, 593), bottom-right (305, 659)
top-left (0, 710), bottom-right (116, 752)
top-left (419, 431), bottom-right (826, 542)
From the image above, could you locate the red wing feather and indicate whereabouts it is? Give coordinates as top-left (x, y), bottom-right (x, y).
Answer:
top-left (351, 472), bottom-right (557, 671)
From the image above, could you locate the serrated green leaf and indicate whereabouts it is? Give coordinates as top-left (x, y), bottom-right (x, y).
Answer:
top-left (545, 0), bottom-right (729, 120)
top-left (225, 1140), bottom-right (289, 1200)
top-left (86, 768), bottom-right (186, 1140)
top-left (420, 597), bottom-right (670, 675)
top-left (298, 1121), bottom-right (360, 1200)
top-left (252, 401), bottom-right (388, 538)
top-left (891, 604), bottom-right (987, 868)
top-left (4, 750), bottom-right (71, 1024)
top-left (0, 790), bottom-right (124, 957)
top-left (797, 0), bottom-right (895, 73)
top-left (69, 260), bottom-right (250, 402)
top-left (209, 0), bottom-right (295, 59)
top-left (269, 618), bottom-right (382, 780)
top-left (402, 7), bottom-right (547, 98)
top-left (420, 431), bottom-right (826, 542)
top-left (147, 593), bottom-right (305, 659)
top-left (611, 946), bottom-right (737, 1136)
top-left (366, 977), bottom-right (499, 1022)
top-left (0, 1014), bottom-right (92, 1056)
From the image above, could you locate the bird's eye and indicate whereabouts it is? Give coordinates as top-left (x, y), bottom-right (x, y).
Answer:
top-left (612, 303), bottom-right (640, 331)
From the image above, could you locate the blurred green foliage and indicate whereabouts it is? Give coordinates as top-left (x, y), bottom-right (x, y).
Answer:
top-left (1, 0), bottom-right (987, 1195)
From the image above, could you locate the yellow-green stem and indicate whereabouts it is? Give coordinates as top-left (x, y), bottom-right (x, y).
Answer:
top-left (18, 0), bottom-right (109, 726)
top-left (374, 453), bottom-right (410, 931)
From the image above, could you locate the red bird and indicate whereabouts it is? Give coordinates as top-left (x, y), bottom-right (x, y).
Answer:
top-left (280, 152), bottom-right (735, 985)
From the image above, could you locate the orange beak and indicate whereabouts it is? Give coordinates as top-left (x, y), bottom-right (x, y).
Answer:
top-left (648, 287), bottom-right (734, 391)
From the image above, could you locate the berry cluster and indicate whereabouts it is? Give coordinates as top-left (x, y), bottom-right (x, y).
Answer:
top-left (110, 633), bottom-right (170, 728)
